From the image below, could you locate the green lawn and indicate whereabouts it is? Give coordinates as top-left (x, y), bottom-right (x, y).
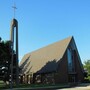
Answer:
top-left (0, 80), bottom-right (6, 89)
top-left (0, 81), bottom-right (69, 89)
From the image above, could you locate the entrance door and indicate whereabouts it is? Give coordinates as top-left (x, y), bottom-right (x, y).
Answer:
top-left (68, 74), bottom-right (77, 83)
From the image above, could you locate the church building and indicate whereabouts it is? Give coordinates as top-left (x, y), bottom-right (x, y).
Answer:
top-left (19, 36), bottom-right (84, 84)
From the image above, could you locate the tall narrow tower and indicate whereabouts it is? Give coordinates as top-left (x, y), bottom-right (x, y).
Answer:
top-left (10, 3), bottom-right (19, 87)
top-left (10, 19), bottom-right (19, 85)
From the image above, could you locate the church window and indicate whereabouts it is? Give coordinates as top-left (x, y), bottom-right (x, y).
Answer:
top-left (67, 48), bottom-right (73, 72)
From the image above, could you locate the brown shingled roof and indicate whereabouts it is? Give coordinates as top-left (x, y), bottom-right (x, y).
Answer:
top-left (20, 36), bottom-right (72, 74)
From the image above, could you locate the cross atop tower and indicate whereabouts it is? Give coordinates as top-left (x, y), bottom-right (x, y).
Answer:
top-left (12, 3), bottom-right (17, 18)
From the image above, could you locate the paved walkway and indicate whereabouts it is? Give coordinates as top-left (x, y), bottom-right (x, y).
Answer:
top-left (60, 83), bottom-right (90, 90)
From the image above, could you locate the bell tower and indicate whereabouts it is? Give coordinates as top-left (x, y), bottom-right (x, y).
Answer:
top-left (10, 3), bottom-right (19, 88)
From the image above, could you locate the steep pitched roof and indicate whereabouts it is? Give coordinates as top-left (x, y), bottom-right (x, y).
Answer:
top-left (20, 36), bottom-right (72, 74)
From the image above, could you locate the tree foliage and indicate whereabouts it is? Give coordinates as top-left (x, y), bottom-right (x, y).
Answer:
top-left (0, 39), bottom-right (12, 82)
top-left (0, 37), bottom-right (18, 84)
top-left (83, 60), bottom-right (90, 80)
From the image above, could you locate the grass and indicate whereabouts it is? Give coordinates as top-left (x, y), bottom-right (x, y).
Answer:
top-left (0, 80), bottom-right (9, 89)
top-left (13, 83), bottom-right (69, 89)
top-left (0, 81), bottom-right (69, 89)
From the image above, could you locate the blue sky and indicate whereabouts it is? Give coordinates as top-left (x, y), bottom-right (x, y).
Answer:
top-left (0, 0), bottom-right (90, 63)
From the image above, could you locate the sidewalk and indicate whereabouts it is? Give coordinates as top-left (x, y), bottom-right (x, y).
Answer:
top-left (60, 83), bottom-right (90, 90)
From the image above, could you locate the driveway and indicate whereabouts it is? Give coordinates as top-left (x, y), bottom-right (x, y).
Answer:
top-left (59, 83), bottom-right (90, 90)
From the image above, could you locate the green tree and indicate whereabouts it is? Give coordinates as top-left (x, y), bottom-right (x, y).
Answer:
top-left (0, 39), bottom-right (12, 82)
top-left (0, 37), bottom-right (18, 85)
top-left (83, 60), bottom-right (90, 80)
